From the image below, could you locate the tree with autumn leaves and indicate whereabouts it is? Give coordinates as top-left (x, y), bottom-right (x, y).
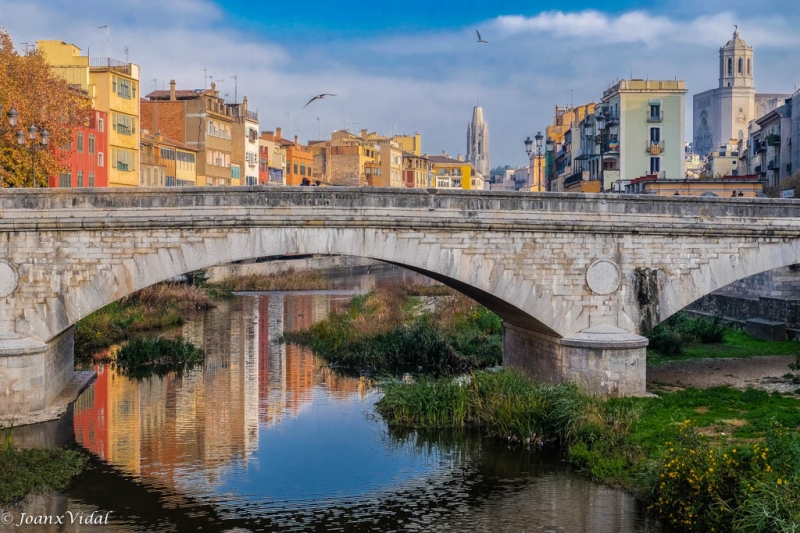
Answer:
top-left (0, 29), bottom-right (91, 187)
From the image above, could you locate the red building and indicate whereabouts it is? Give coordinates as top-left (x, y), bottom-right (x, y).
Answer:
top-left (49, 109), bottom-right (109, 188)
top-left (258, 144), bottom-right (269, 185)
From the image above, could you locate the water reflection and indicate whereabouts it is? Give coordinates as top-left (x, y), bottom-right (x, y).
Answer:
top-left (3, 267), bottom-right (664, 532)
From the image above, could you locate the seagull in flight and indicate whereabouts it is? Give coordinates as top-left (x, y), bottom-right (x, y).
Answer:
top-left (476, 29), bottom-right (489, 43)
top-left (302, 93), bottom-right (336, 109)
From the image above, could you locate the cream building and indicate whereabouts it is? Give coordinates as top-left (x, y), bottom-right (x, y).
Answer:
top-left (693, 29), bottom-right (791, 157)
top-left (600, 79), bottom-right (687, 189)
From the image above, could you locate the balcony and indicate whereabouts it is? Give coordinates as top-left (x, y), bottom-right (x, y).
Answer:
top-left (647, 141), bottom-right (665, 155)
top-left (754, 140), bottom-right (767, 152)
top-left (563, 171), bottom-right (585, 188)
top-left (754, 164), bottom-right (764, 174)
top-left (647, 112), bottom-right (663, 123)
top-left (116, 124), bottom-right (134, 136)
top-left (766, 134), bottom-right (781, 146)
top-left (767, 160), bottom-right (778, 171)
top-left (117, 162), bottom-right (130, 172)
top-left (89, 57), bottom-right (132, 75)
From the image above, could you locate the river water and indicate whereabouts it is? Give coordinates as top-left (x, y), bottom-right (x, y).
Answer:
top-left (3, 267), bottom-right (665, 532)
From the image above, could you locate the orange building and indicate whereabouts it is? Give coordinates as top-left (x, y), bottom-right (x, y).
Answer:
top-left (261, 128), bottom-right (312, 186)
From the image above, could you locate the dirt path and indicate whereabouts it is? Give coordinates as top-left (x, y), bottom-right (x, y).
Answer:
top-left (647, 355), bottom-right (800, 394)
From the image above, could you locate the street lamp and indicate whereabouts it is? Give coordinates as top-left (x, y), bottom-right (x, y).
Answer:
top-left (0, 105), bottom-right (20, 188)
top-left (16, 124), bottom-right (50, 187)
top-left (524, 132), bottom-right (545, 192)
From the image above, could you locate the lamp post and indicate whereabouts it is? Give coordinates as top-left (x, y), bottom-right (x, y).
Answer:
top-left (524, 132), bottom-right (545, 192)
top-left (16, 124), bottom-right (50, 187)
top-left (0, 105), bottom-right (20, 188)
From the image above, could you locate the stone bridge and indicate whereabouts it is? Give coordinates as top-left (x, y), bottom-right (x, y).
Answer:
top-left (2, 187), bottom-right (800, 418)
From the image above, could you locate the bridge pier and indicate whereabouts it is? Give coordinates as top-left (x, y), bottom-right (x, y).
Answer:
top-left (0, 327), bottom-right (93, 423)
top-left (503, 323), bottom-right (648, 397)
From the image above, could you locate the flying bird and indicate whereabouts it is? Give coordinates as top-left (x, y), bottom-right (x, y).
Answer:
top-left (476, 29), bottom-right (489, 43)
top-left (302, 93), bottom-right (336, 109)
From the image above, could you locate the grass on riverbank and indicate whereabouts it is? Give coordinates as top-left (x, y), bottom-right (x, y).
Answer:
top-left (377, 370), bottom-right (800, 532)
top-left (647, 312), bottom-right (800, 365)
top-left (282, 283), bottom-right (502, 376)
top-left (75, 284), bottom-right (215, 358)
top-left (207, 271), bottom-right (332, 293)
top-left (113, 336), bottom-right (205, 378)
top-left (0, 446), bottom-right (88, 505)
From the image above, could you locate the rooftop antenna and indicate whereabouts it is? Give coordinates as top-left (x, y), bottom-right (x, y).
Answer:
top-left (19, 42), bottom-right (29, 54)
top-left (124, 45), bottom-right (129, 64)
top-left (570, 88), bottom-right (573, 108)
top-left (229, 74), bottom-right (238, 104)
top-left (199, 68), bottom-right (209, 89)
top-left (316, 117), bottom-right (321, 139)
top-left (151, 78), bottom-right (157, 92)
top-left (97, 25), bottom-right (110, 58)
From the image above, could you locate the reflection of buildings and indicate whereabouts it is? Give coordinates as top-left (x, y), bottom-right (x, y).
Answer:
top-left (73, 288), bottom-right (371, 494)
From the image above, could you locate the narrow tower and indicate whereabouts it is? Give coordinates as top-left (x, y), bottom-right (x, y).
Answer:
top-left (466, 106), bottom-right (490, 177)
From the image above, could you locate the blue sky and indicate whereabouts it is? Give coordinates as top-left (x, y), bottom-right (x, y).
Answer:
top-left (1, 0), bottom-right (799, 168)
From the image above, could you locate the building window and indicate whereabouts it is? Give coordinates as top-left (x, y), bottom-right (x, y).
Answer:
top-left (165, 176), bottom-right (176, 186)
top-left (88, 172), bottom-right (95, 187)
top-left (649, 104), bottom-right (661, 121)
top-left (727, 58), bottom-right (733, 76)
top-left (747, 58), bottom-right (751, 74)
top-left (294, 162), bottom-right (298, 174)
top-left (112, 148), bottom-right (135, 171)
top-left (231, 165), bottom-right (241, 179)
top-left (113, 113), bottom-right (135, 135)
top-left (650, 127), bottom-right (661, 144)
top-left (738, 58), bottom-right (743, 74)
top-left (246, 176), bottom-right (258, 185)
top-left (300, 163), bottom-right (306, 176)
top-left (650, 157), bottom-right (661, 174)
top-left (88, 134), bottom-right (95, 155)
top-left (114, 76), bottom-right (134, 99)
top-left (98, 152), bottom-right (104, 167)
top-left (98, 118), bottom-right (104, 133)
top-left (58, 172), bottom-right (71, 187)
top-left (77, 171), bottom-right (84, 187)
top-left (77, 132), bottom-right (84, 153)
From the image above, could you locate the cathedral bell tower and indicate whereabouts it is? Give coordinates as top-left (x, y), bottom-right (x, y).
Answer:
top-left (719, 27), bottom-right (754, 89)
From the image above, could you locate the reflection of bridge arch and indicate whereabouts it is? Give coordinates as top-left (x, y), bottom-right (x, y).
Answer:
top-left (3, 188), bottom-right (800, 412)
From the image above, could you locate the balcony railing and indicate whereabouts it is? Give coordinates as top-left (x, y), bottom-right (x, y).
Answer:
top-left (89, 57), bottom-right (132, 75)
top-left (116, 124), bottom-right (134, 136)
top-left (117, 162), bottom-right (130, 172)
top-left (647, 112), bottom-right (663, 123)
top-left (767, 160), bottom-right (778, 170)
top-left (754, 140), bottom-right (767, 152)
top-left (647, 141), bottom-right (665, 155)
top-left (563, 171), bottom-right (585, 187)
top-left (755, 164), bottom-right (764, 174)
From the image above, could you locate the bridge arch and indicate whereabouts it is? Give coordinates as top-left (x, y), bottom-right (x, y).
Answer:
top-left (24, 226), bottom-right (569, 344)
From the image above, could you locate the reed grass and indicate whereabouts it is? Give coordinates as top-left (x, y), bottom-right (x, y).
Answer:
top-left (210, 271), bottom-right (332, 292)
top-left (114, 336), bottom-right (204, 378)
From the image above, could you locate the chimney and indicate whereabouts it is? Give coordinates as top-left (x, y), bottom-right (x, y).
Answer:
top-left (276, 127), bottom-right (282, 140)
top-left (210, 81), bottom-right (216, 95)
top-left (169, 79), bottom-right (176, 101)
top-left (360, 128), bottom-right (368, 138)
top-left (243, 96), bottom-right (248, 112)
top-left (441, 150), bottom-right (446, 157)
top-left (294, 135), bottom-right (299, 148)
top-left (457, 154), bottom-right (463, 162)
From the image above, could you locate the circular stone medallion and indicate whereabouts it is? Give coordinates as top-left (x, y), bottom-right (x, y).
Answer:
top-left (586, 259), bottom-right (622, 295)
top-left (0, 261), bottom-right (19, 298)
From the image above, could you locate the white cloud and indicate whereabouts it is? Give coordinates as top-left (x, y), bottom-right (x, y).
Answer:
top-left (494, 10), bottom-right (800, 48)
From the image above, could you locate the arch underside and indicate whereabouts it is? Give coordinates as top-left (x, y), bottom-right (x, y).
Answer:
top-left (658, 239), bottom-right (800, 328)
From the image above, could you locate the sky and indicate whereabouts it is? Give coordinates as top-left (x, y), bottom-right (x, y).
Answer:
top-left (1, 0), bottom-right (799, 168)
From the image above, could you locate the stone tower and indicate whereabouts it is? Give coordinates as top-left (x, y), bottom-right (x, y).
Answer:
top-left (467, 106), bottom-right (490, 177)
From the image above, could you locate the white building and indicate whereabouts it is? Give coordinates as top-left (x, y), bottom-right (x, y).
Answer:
top-left (693, 29), bottom-right (791, 157)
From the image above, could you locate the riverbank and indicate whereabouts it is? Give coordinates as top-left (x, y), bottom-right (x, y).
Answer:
top-left (377, 370), bottom-right (800, 532)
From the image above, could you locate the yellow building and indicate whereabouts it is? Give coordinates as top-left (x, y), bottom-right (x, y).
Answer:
top-left (392, 133), bottom-right (422, 156)
top-left (545, 103), bottom-right (595, 192)
top-left (38, 40), bottom-right (140, 187)
top-left (625, 175), bottom-right (760, 197)
top-left (429, 153), bottom-right (479, 190)
top-left (140, 132), bottom-right (198, 186)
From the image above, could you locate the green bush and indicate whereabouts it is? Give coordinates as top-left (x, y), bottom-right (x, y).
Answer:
top-left (115, 336), bottom-right (204, 378)
top-left (647, 312), bottom-right (727, 357)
